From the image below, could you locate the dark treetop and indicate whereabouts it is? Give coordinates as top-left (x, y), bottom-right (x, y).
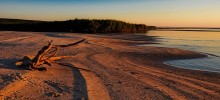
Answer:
top-left (0, 18), bottom-right (156, 33)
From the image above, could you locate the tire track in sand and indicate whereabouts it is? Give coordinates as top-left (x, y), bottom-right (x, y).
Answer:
top-left (78, 52), bottom-right (173, 100)
top-left (90, 53), bottom-right (187, 100)
top-left (0, 36), bottom-right (32, 43)
top-left (92, 52), bottom-right (220, 100)
top-left (123, 55), bottom-right (220, 99)
top-left (128, 61), bottom-right (220, 95)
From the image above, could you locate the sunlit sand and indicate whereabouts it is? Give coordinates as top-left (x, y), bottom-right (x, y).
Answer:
top-left (0, 31), bottom-right (219, 99)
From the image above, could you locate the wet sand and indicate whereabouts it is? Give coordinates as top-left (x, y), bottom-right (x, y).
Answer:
top-left (0, 31), bottom-right (220, 100)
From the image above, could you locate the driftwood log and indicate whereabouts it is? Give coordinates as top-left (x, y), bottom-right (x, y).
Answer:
top-left (16, 39), bottom-right (85, 71)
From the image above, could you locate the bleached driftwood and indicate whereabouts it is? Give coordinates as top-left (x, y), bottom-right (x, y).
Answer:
top-left (16, 39), bottom-right (85, 71)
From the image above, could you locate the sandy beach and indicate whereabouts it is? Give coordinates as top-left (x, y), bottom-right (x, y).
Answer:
top-left (0, 31), bottom-right (220, 100)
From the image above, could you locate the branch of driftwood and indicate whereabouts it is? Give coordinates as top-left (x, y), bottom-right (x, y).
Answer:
top-left (15, 39), bottom-right (85, 71)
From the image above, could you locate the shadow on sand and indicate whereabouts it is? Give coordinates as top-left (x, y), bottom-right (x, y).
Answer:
top-left (44, 33), bottom-right (75, 38)
top-left (72, 66), bottom-right (89, 100)
top-left (0, 58), bottom-right (24, 70)
top-left (0, 58), bottom-right (89, 99)
top-left (57, 63), bottom-right (89, 100)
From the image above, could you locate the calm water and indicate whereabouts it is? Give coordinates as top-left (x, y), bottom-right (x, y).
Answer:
top-left (146, 30), bottom-right (220, 73)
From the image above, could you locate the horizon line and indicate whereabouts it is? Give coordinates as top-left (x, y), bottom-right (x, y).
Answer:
top-left (1, 17), bottom-right (220, 28)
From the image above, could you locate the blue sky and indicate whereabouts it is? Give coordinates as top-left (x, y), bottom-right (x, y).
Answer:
top-left (0, 0), bottom-right (220, 27)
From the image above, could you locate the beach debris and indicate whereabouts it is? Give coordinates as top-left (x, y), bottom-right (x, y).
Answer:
top-left (15, 39), bottom-right (85, 71)
top-left (46, 92), bottom-right (62, 97)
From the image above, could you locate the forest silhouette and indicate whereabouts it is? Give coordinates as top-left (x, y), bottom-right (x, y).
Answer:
top-left (0, 18), bottom-right (156, 33)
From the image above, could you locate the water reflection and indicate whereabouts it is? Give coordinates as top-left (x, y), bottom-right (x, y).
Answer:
top-left (146, 30), bottom-right (220, 73)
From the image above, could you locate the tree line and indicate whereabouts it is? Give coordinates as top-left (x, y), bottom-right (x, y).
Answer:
top-left (0, 18), bottom-right (156, 33)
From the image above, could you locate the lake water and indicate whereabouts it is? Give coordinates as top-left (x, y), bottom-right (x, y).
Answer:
top-left (146, 30), bottom-right (220, 73)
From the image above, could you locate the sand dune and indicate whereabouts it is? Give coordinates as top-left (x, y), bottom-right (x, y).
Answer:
top-left (0, 31), bottom-right (219, 100)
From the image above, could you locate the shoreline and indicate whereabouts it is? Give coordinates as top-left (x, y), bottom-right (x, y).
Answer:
top-left (164, 61), bottom-right (220, 74)
top-left (0, 31), bottom-right (220, 99)
top-left (145, 30), bottom-right (220, 74)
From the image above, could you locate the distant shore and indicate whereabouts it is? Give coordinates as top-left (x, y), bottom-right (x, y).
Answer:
top-left (0, 18), bottom-right (156, 33)
top-left (0, 31), bottom-right (219, 99)
top-left (156, 27), bottom-right (220, 32)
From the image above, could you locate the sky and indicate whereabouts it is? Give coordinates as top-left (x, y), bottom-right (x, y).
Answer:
top-left (0, 0), bottom-right (220, 27)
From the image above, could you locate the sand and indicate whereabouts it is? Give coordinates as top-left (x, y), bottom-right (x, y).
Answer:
top-left (0, 31), bottom-right (219, 100)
